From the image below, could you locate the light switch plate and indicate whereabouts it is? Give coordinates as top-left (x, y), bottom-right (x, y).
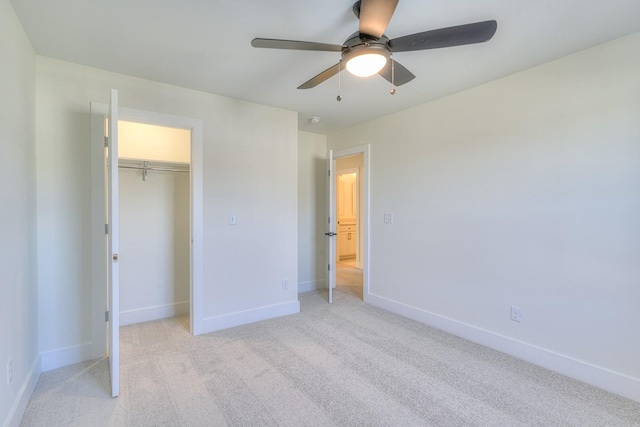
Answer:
top-left (384, 213), bottom-right (393, 224)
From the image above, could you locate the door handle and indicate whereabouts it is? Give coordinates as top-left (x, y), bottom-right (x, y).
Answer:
top-left (324, 232), bottom-right (337, 237)
top-left (112, 254), bottom-right (119, 262)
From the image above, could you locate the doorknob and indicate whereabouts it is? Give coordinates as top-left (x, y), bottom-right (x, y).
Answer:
top-left (112, 254), bottom-right (119, 262)
top-left (324, 232), bottom-right (337, 237)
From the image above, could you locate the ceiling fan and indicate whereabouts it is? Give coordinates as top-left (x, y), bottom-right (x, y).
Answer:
top-left (251, 0), bottom-right (497, 91)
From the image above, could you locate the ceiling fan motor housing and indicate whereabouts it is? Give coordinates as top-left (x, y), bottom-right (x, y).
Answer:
top-left (342, 42), bottom-right (390, 65)
top-left (341, 32), bottom-right (391, 61)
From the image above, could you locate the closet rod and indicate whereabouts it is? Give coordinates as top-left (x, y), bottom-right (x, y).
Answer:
top-left (118, 165), bottom-right (189, 173)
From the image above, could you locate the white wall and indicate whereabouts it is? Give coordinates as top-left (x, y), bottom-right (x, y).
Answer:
top-left (328, 32), bottom-right (640, 401)
top-left (298, 131), bottom-right (327, 292)
top-left (0, 1), bottom-right (39, 425)
top-left (36, 57), bottom-right (299, 369)
top-left (119, 168), bottom-right (190, 325)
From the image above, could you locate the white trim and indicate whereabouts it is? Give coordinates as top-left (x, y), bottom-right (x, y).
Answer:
top-left (189, 120), bottom-right (204, 335)
top-left (40, 343), bottom-right (94, 372)
top-left (332, 145), bottom-right (370, 302)
top-left (298, 279), bottom-right (324, 293)
top-left (5, 355), bottom-right (41, 427)
top-left (367, 293), bottom-right (640, 403)
top-left (120, 301), bottom-right (189, 326)
top-left (201, 301), bottom-right (301, 334)
top-left (90, 102), bottom-right (204, 337)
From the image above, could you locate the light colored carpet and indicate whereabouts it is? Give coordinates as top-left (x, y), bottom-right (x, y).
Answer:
top-left (21, 289), bottom-right (640, 426)
top-left (336, 263), bottom-right (362, 299)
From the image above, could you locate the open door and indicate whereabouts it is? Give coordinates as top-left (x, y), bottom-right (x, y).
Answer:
top-left (325, 149), bottom-right (336, 303)
top-left (106, 89), bottom-right (120, 397)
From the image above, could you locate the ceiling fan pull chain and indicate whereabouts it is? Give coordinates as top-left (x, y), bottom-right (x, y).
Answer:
top-left (337, 61), bottom-right (343, 101)
top-left (390, 55), bottom-right (396, 95)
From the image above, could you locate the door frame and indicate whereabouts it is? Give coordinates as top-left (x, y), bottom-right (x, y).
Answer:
top-left (330, 144), bottom-right (370, 302)
top-left (90, 102), bottom-right (204, 359)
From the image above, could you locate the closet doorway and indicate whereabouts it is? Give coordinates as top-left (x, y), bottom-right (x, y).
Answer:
top-left (90, 101), bottom-right (204, 369)
top-left (118, 121), bottom-right (191, 326)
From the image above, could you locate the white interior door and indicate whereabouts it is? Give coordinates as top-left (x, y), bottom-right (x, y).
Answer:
top-left (107, 89), bottom-right (120, 397)
top-left (326, 149), bottom-right (336, 303)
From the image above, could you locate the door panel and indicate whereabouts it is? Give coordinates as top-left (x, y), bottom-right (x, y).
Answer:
top-left (107, 89), bottom-right (119, 397)
top-left (326, 150), bottom-right (336, 303)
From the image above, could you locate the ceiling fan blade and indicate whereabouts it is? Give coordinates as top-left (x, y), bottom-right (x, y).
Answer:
top-left (358, 0), bottom-right (399, 39)
top-left (390, 20), bottom-right (497, 52)
top-left (378, 59), bottom-right (415, 86)
top-left (251, 38), bottom-right (343, 52)
top-left (297, 63), bottom-right (343, 89)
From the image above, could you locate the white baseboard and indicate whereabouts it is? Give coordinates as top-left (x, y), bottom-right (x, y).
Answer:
top-left (40, 342), bottom-right (94, 372)
top-left (6, 355), bottom-right (41, 427)
top-left (367, 293), bottom-right (640, 403)
top-left (200, 300), bottom-right (300, 334)
top-left (120, 301), bottom-right (189, 326)
top-left (298, 279), bottom-right (324, 293)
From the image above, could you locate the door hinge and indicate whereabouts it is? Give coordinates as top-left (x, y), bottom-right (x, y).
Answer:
top-left (104, 224), bottom-right (109, 235)
top-left (105, 310), bottom-right (109, 322)
top-left (328, 264), bottom-right (330, 271)
top-left (328, 170), bottom-right (331, 176)
top-left (104, 136), bottom-right (108, 148)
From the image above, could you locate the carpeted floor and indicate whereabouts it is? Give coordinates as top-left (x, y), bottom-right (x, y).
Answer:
top-left (21, 289), bottom-right (640, 426)
top-left (336, 262), bottom-right (363, 299)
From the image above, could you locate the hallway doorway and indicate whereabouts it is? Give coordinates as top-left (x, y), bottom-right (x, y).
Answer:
top-left (335, 155), bottom-right (364, 299)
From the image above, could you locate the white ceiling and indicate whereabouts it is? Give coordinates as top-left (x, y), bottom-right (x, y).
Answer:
top-left (11, 0), bottom-right (640, 134)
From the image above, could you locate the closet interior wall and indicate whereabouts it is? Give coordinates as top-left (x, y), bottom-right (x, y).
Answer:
top-left (117, 122), bottom-right (191, 326)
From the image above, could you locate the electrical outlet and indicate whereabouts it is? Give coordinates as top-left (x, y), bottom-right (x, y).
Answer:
top-left (281, 280), bottom-right (288, 290)
top-left (7, 360), bottom-right (12, 386)
top-left (384, 212), bottom-right (393, 224)
top-left (510, 306), bottom-right (523, 323)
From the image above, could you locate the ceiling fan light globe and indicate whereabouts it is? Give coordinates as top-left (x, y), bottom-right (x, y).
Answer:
top-left (346, 53), bottom-right (387, 77)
